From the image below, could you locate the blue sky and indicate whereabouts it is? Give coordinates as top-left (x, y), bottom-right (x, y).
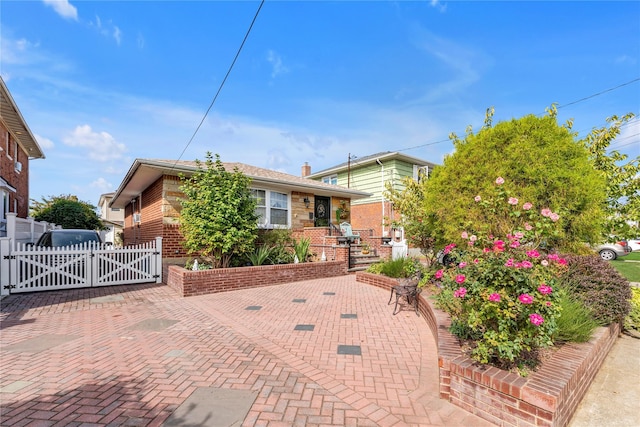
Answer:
top-left (2, 0), bottom-right (639, 207)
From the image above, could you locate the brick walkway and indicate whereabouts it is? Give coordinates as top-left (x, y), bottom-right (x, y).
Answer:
top-left (0, 276), bottom-right (491, 426)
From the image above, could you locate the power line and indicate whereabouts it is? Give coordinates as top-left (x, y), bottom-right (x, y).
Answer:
top-left (172, 0), bottom-right (265, 169)
top-left (557, 78), bottom-right (640, 110)
top-left (396, 77), bottom-right (640, 154)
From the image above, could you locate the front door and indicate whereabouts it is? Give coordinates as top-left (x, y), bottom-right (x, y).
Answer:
top-left (314, 196), bottom-right (330, 227)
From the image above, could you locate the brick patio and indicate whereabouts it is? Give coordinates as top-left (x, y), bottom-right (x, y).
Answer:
top-left (0, 276), bottom-right (492, 426)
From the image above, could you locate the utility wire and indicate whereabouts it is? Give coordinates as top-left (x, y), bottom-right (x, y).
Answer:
top-left (172, 0), bottom-right (265, 169)
top-left (396, 77), bottom-right (640, 154)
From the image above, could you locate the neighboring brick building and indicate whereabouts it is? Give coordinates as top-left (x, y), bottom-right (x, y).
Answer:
top-left (109, 159), bottom-right (370, 260)
top-left (305, 152), bottom-right (438, 238)
top-left (0, 78), bottom-right (45, 234)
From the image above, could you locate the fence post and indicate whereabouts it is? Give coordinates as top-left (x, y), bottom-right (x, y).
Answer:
top-left (155, 236), bottom-right (163, 283)
top-left (6, 213), bottom-right (16, 247)
top-left (0, 237), bottom-right (11, 296)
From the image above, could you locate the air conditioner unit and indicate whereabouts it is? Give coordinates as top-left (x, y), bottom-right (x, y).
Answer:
top-left (14, 162), bottom-right (22, 172)
top-left (133, 213), bottom-right (141, 223)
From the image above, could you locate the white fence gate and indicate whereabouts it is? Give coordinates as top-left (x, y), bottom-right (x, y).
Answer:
top-left (0, 237), bottom-right (162, 295)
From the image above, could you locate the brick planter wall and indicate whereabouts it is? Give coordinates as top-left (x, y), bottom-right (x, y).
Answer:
top-left (355, 272), bottom-right (620, 427)
top-left (165, 260), bottom-right (348, 297)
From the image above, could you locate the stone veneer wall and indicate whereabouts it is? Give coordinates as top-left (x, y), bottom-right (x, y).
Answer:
top-left (165, 258), bottom-right (348, 297)
top-left (355, 271), bottom-right (620, 427)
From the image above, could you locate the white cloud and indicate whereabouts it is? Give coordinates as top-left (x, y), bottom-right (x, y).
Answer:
top-left (89, 15), bottom-right (122, 45)
top-left (35, 134), bottom-right (55, 149)
top-left (113, 26), bottom-right (122, 45)
top-left (430, 0), bottom-right (447, 13)
top-left (267, 50), bottom-right (289, 79)
top-left (42, 0), bottom-right (78, 21)
top-left (63, 124), bottom-right (127, 161)
top-left (90, 177), bottom-right (113, 193)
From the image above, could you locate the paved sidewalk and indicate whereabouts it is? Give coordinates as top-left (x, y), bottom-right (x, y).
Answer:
top-left (0, 277), bottom-right (492, 426)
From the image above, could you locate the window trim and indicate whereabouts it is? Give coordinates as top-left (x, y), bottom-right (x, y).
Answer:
top-left (322, 174), bottom-right (338, 185)
top-left (251, 188), bottom-right (290, 229)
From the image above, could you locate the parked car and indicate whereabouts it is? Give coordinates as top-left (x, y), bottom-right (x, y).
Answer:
top-left (34, 229), bottom-right (103, 247)
top-left (628, 238), bottom-right (640, 252)
top-left (595, 241), bottom-right (631, 261)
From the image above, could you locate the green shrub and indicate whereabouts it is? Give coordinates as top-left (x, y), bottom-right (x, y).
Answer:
top-left (367, 257), bottom-right (424, 278)
top-left (256, 229), bottom-right (294, 264)
top-left (293, 238), bottom-right (311, 263)
top-left (560, 255), bottom-right (631, 325)
top-left (624, 287), bottom-right (640, 332)
top-left (247, 245), bottom-right (274, 266)
top-left (554, 289), bottom-right (599, 342)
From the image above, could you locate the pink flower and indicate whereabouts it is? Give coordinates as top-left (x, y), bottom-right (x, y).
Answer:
top-left (454, 287), bottom-right (467, 298)
top-left (473, 258), bottom-right (479, 264)
top-left (541, 208), bottom-right (552, 217)
top-left (522, 202), bottom-right (533, 210)
top-left (459, 262), bottom-right (467, 268)
top-left (455, 274), bottom-right (466, 284)
top-left (469, 235), bottom-right (477, 242)
top-left (508, 197), bottom-right (518, 205)
top-left (461, 231), bottom-right (468, 239)
top-left (435, 269), bottom-right (444, 279)
top-left (518, 294), bottom-right (534, 304)
top-left (489, 293), bottom-right (501, 302)
top-left (496, 177), bottom-right (505, 185)
top-left (493, 240), bottom-right (505, 252)
top-left (505, 258), bottom-right (515, 267)
top-left (483, 247), bottom-right (491, 253)
top-left (524, 222), bottom-right (533, 231)
top-left (558, 258), bottom-right (567, 265)
top-left (549, 213), bottom-right (560, 222)
top-left (548, 254), bottom-right (559, 261)
top-left (520, 260), bottom-right (533, 268)
top-left (514, 231), bottom-right (524, 239)
top-left (474, 195), bottom-right (482, 202)
top-left (529, 313), bottom-right (544, 326)
top-left (541, 260), bottom-right (549, 267)
top-left (443, 243), bottom-right (456, 254)
top-left (526, 250), bottom-right (540, 258)
top-left (510, 241), bottom-right (521, 248)
top-left (546, 301), bottom-right (552, 307)
top-left (538, 284), bottom-right (553, 295)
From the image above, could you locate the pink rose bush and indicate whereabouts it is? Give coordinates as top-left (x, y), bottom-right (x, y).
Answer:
top-left (433, 178), bottom-right (566, 368)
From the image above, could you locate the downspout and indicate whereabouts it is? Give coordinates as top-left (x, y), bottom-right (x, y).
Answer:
top-left (376, 159), bottom-right (385, 236)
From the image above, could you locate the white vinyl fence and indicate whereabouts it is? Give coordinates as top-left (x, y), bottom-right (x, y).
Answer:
top-left (0, 237), bottom-right (162, 295)
top-left (1, 212), bottom-right (60, 246)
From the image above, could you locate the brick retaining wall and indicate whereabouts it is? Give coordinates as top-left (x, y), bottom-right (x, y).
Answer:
top-left (355, 271), bottom-right (620, 427)
top-left (165, 259), bottom-right (348, 297)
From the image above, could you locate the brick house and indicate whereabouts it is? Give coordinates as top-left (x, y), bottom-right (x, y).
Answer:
top-left (305, 152), bottom-right (437, 238)
top-left (0, 78), bottom-right (45, 235)
top-left (109, 159), bottom-right (370, 260)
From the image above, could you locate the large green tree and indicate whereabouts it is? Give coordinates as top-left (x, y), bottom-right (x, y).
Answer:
top-left (388, 111), bottom-right (607, 254)
top-left (30, 194), bottom-right (104, 230)
top-left (581, 112), bottom-right (639, 240)
top-left (179, 152), bottom-right (258, 268)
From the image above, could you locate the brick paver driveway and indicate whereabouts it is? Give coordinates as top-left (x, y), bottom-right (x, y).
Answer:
top-left (0, 276), bottom-right (490, 426)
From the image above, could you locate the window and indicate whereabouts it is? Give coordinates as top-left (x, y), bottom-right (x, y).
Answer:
top-left (322, 174), bottom-right (338, 185)
top-left (251, 189), bottom-right (267, 225)
top-left (6, 133), bottom-right (12, 159)
top-left (251, 189), bottom-right (289, 228)
top-left (413, 165), bottom-right (430, 183)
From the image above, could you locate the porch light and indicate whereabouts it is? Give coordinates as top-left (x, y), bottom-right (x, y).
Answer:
top-left (303, 197), bottom-right (310, 208)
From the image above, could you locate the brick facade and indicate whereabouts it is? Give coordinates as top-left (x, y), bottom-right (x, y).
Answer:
top-left (0, 122), bottom-right (30, 218)
top-left (356, 272), bottom-right (620, 427)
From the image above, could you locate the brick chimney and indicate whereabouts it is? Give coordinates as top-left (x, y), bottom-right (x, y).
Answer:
top-left (301, 162), bottom-right (311, 177)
